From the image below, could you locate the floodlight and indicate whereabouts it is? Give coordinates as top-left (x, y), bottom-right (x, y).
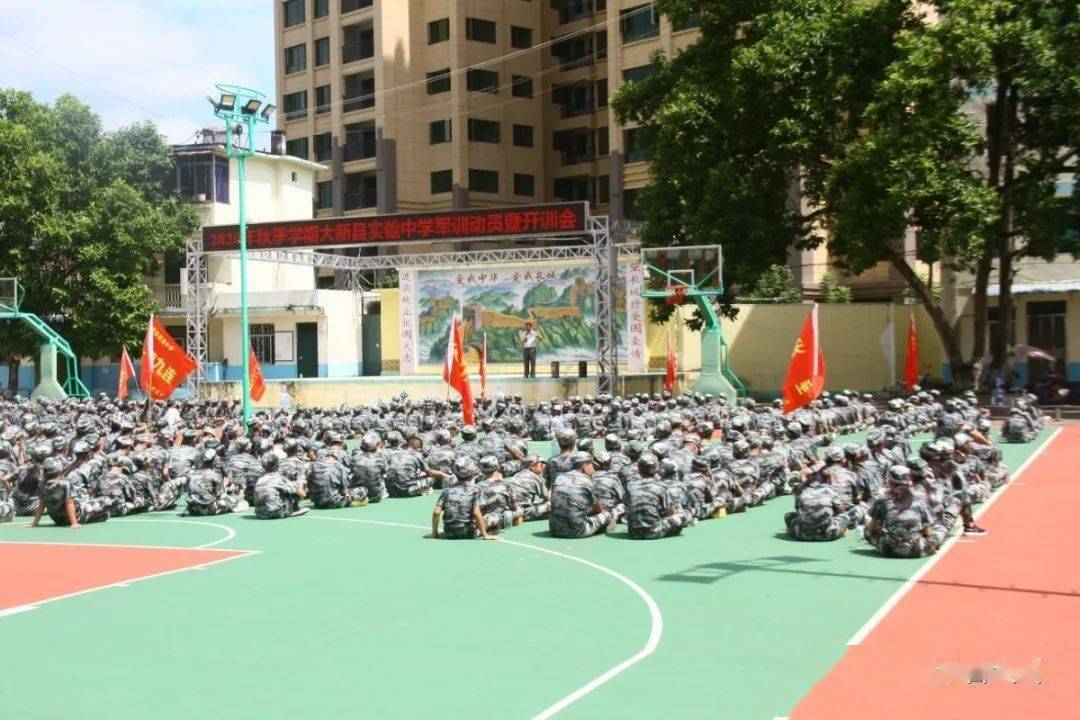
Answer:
top-left (242, 98), bottom-right (262, 115)
top-left (260, 103), bottom-right (276, 120)
top-left (218, 93), bottom-right (237, 111)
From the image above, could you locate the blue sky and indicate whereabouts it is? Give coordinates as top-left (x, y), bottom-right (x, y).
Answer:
top-left (0, 0), bottom-right (275, 144)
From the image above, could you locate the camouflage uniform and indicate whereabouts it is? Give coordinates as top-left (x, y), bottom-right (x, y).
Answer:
top-left (544, 452), bottom-right (575, 490)
top-left (591, 470), bottom-right (627, 523)
top-left (503, 468), bottom-right (550, 521)
top-left (0, 456), bottom-right (18, 521)
top-left (864, 492), bottom-right (943, 557)
top-left (39, 473), bottom-right (110, 526)
top-left (626, 476), bottom-right (690, 540)
top-left (226, 451), bottom-right (265, 506)
top-left (477, 478), bottom-right (521, 531)
top-left (307, 458), bottom-right (367, 508)
top-left (436, 481), bottom-right (481, 539)
top-left (784, 481), bottom-right (859, 541)
top-left (185, 469), bottom-right (237, 516)
top-left (549, 471), bottom-right (613, 538)
top-left (383, 448), bottom-right (433, 497)
top-left (349, 449), bottom-right (388, 502)
top-left (253, 472), bottom-right (306, 519)
top-left (1001, 413), bottom-right (1036, 443)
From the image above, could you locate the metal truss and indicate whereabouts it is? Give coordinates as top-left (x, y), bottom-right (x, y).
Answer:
top-left (185, 214), bottom-right (640, 396)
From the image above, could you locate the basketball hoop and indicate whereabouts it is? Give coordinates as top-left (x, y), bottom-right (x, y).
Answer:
top-left (666, 284), bottom-right (688, 306)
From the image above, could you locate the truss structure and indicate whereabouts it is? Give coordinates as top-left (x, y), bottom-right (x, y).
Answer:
top-left (185, 212), bottom-right (638, 395)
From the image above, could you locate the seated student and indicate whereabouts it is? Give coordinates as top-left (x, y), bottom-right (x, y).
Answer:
top-left (784, 459), bottom-right (862, 541)
top-left (383, 431), bottom-right (434, 497)
top-left (626, 453), bottom-right (693, 540)
top-left (549, 452), bottom-right (617, 538)
top-left (307, 450), bottom-right (367, 509)
top-left (253, 451), bottom-right (309, 519)
top-left (349, 432), bottom-right (388, 502)
top-left (590, 451), bottom-right (627, 524)
top-left (430, 457), bottom-right (490, 540)
top-left (864, 465), bottom-right (946, 558)
top-left (476, 455), bottom-right (522, 533)
top-left (186, 449), bottom-right (246, 516)
top-left (1001, 407), bottom-right (1036, 443)
top-left (502, 454), bottom-right (551, 521)
top-left (30, 457), bottom-right (110, 529)
top-left (683, 453), bottom-right (727, 520)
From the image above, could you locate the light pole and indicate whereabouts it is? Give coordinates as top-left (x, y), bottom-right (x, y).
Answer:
top-left (208, 84), bottom-right (275, 427)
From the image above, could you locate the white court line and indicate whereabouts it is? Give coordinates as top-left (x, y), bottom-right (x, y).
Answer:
top-left (0, 540), bottom-right (238, 553)
top-left (846, 427), bottom-right (1063, 646)
top-left (306, 515), bottom-right (663, 719)
top-left (111, 518), bottom-right (237, 548)
top-left (0, 605), bottom-right (38, 618)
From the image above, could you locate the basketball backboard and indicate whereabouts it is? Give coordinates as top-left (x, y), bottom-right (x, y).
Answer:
top-left (641, 245), bottom-right (723, 297)
top-left (0, 278), bottom-right (20, 313)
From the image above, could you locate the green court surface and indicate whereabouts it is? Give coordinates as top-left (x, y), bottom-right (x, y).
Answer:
top-left (0, 432), bottom-right (1049, 720)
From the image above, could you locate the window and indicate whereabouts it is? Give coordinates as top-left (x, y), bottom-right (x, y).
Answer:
top-left (286, 137), bottom-right (309, 160)
top-left (513, 124), bottom-right (534, 148)
top-left (314, 0), bottom-right (329, 19)
top-left (429, 119), bottom-right (452, 144)
top-left (343, 22), bottom-right (374, 63)
top-left (553, 176), bottom-right (592, 202)
top-left (553, 127), bottom-right (595, 165)
top-left (468, 118), bottom-right (500, 143)
top-left (314, 132), bottom-right (333, 161)
top-left (511, 26), bottom-right (533, 49)
top-left (344, 120), bottom-right (376, 160)
top-left (1027, 301), bottom-right (1067, 380)
top-left (558, 0), bottom-right (600, 24)
top-left (431, 169), bottom-right (453, 195)
top-left (250, 324), bottom-right (276, 364)
top-left (553, 81), bottom-right (594, 118)
top-left (344, 170), bottom-right (377, 210)
top-left (623, 63), bottom-right (658, 84)
top-left (674, 12), bottom-right (701, 31)
top-left (552, 35), bottom-right (595, 70)
top-left (624, 127), bottom-right (651, 162)
top-left (428, 18), bottom-right (450, 44)
top-left (621, 3), bottom-right (659, 43)
top-left (597, 127), bottom-right (609, 156)
top-left (469, 169), bottom-right (499, 194)
top-left (623, 187), bottom-right (644, 220)
top-left (467, 69), bottom-right (499, 93)
top-left (598, 174), bottom-right (610, 204)
top-left (465, 17), bottom-right (496, 43)
top-left (285, 43), bottom-right (307, 74)
top-left (427, 68), bottom-right (451, 94)
top-left (341, 0), bottom-right (372, 13)
top-left (283, 0), bottom-right (304, 28)
top-left (214, 156), bottom-right (229, 204)
top-left (314, 37), bottom-right (330, 66)
top-left (343, 70), bottom-right (374, 111)
top-left (597, 78), bottom-right (608, 107)
top-left (316, 180), bottom-right (333, 210)
top-left (283, 90), bottom-right (308, 121)
top-left (511, 75), bottom-right (534, 98)
top-left (514, 173), bottom-right (535, 197)
top-left (175, 153), bottom-right (212, 201)
top-left (315, 84), bottom-right (332, 114)
top-left (164, 252), bottom-right (183, 284)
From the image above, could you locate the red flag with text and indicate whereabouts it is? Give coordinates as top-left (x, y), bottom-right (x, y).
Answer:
top-left (904, 314), bottom-right (919, 391)
top-left (140, 315), bottom-right (198, 400)
top-left (446, 318), bottom-right (475, 425)
top-left (664, 333), bottom-right (677, 393)
top-left (782, 304), bottom-right (826, 413)
top-left (117, 346), bottom-right (137, 400)
top-left (249, 348), bottom-right (266, 401)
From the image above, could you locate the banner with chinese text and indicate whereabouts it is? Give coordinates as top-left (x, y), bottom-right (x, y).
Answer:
top-left (398, 270), bottom-right (419, 374)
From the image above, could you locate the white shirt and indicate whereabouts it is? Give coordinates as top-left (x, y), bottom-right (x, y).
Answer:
top-left (280, 390), bottom-right (293, 411)
top-left (163, 407), bottom-right (181, 426)
top-left (520, 329), bottom-right (539, 348)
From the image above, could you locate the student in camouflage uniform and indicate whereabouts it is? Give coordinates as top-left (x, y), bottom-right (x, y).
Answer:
top-left (590, 451), bottom-right (627, 524)
top-left (549, 451), bottom-right (616, 538)
top-left (0, 441), bottom-right (17, 522)
top-left (186, 449), bottom-right (245, 516)
top-left (225, 437), bottom-right (264, 506)
top-left (13, 442), bottom-right (50, 515)
top-left (383, 431), bottom-right (434, 497)
top-left (626, 454), bottom-right (692, 540)
top-left (864, 465), bottom-right (946, 557)
top-left (476, 455), bottom-right (522, 533)
top-left (1001, 407), bottom-right (1036, 443)
top-left (683, 453), bottom-right (726, 520)
top-left (454, 425), bottom-right (483, 461)
top-left (308, 451), bottom-right (367, 509)
top-left (253, 451), bottom-right (309, 519)
top-left (30, 457), bottom-right (110, 529)
top-left (431, 457), bottom-right (489, 540)
top-left (545, 428), bottom-right (578, 490)
top-left (423, 430), bottom-right (457, 488)
top-left (350, 431), bottom-right (388, 502)
top-left (784, 461), bottom-right (861, 541)
top-left (503, 454), bottom-right (551, 521)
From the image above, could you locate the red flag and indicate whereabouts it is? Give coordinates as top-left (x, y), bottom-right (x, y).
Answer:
top-left (249, 348), bottom-right (266, 401)
top-left (442, 317), bottom-right (456, 384)
top-left (117, 346), bottom-right (137, 400)
top-left (782, 304), bottom-right (826, 414)
top-left (447, 319), bottom-right (475, 425)
top-left (479, 332), bottom-right (488, 400)
top-left (904, 314), bottom-right (919, 391)
top-left (140, 314), bottom-right (198, 400)
top-left (664, 332), bottom-right (677, 393)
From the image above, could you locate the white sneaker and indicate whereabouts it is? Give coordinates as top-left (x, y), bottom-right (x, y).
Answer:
top-left (233, 500), bottom-right (249, 513)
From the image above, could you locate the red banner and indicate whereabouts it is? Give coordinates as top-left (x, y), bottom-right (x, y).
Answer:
top-left (664, 333), bottom-right (677, 393)
top-left (782, 305), bottom-right (826, 414)
top-left (117, 347), bottom-right (137, 400)
top-left (202, 202), bottom-right (588, 253)
top-left (249, 348), bottom-right (266, 402)
top-left (904, 314), bottom-right (919, 391)
top-left (140, 315), bottom-right (198, 400)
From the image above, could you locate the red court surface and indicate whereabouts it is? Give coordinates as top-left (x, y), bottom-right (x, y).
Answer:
top-left (792, 427), bottom-right (1080, 719)
top-left (0, 542), bottom-right (249, 613)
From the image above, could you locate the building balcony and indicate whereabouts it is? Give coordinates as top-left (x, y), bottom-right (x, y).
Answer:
top-left (154, 283), bottom-right (184, 311)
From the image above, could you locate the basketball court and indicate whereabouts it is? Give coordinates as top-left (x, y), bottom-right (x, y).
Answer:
top-left (1, 429), bottom-right (1069, 719)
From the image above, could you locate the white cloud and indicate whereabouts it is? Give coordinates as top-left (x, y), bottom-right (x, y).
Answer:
top-left (0, 0), bottom-right (274, 142)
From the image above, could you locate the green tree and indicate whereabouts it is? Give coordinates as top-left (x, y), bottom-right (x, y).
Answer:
top-left (819, 272), bottom-right (853, 304)
top-left (0, 90), bottom-right (198, 393)
top-left (742, 264), bottom-right (802, 302)
top-left (613, 0), bottom-right (1078, 385)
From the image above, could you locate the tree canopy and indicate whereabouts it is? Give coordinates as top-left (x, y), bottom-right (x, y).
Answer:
top-left (613, 0), bottom-right (1078, 384)
top-left (0, 90), bottom-right (197, 390)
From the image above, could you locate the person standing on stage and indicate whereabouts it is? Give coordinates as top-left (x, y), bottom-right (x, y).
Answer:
top-left (518, 321), bottom-right (543, 379)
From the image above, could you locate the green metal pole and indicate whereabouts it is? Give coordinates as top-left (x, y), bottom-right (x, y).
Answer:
top-left (238, 134), bottom-right (251, 427)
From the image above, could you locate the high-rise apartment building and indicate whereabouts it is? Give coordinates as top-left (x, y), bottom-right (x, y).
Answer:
top-left (274, 0), bottom-right (699, 221)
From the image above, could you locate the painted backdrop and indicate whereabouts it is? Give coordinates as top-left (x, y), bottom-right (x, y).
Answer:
top-left (397, 262), bottom-right (641, 371)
